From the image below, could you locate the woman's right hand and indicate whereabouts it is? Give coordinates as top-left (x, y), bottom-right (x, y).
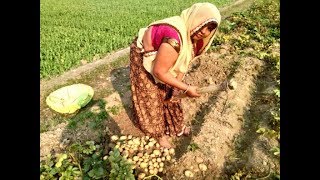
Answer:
top-left (186, 86), bottom-right (201, 97)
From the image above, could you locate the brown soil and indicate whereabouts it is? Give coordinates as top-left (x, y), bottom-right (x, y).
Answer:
top-left (40, 0), bottom-right (279, 179)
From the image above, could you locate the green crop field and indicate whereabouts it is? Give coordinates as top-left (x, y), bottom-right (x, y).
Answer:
top-left (40, 0), bottom-right (235, 79)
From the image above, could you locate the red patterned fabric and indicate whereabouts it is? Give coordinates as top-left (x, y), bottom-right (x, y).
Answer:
top-left (129, 38), bottom-right (185, 138)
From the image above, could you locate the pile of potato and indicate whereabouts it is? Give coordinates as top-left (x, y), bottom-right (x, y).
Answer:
top-left (108, 135), bottom-right (175, 179)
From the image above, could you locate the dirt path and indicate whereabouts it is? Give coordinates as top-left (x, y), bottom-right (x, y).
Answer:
top-left (40, 0), bottom-right (280, 178)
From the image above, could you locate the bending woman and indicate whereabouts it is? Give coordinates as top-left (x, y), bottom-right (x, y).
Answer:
top-left (129, 3), bottom-right (221, 148)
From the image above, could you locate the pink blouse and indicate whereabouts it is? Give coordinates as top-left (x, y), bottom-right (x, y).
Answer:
top-left (151, 25), bottom-right (180, 50)
top-left (151, 24), bottom-right (203, 55)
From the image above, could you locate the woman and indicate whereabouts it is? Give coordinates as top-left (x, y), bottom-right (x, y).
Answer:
top-left (129, 2), bottom-right (221, 148)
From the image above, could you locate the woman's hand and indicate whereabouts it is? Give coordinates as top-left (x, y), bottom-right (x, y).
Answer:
top-left (186, 85), bottom-right (201, 97)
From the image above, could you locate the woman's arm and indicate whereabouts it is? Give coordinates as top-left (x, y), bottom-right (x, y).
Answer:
top-left (176, 72), bottom-right (184, 81)
top-left (152, 43), bottom-right (200, 97)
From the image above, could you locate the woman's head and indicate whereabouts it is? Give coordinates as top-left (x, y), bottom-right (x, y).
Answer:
top-left (180, 3), bottom-right (221, 33)
top-left (180, 3), bottom-right (221, 53)
top-left (191, 21), bottom-right (218, 41)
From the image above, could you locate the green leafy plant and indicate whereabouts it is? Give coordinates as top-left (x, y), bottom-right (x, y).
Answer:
top-left (69, 141), bottom-right (97, 155)
top-left (230, 169), bottom-right (249, 180)
top-left (41, 140), bottom-right (109, 179)
top-left (256, 127), bottom-right (279, 140)
top-left (107, 105), bottom-right (122, 115)
top-left (68, 141), bottom-right (109, 179)
top-left (187, 142), bottom-right (200, 152)
top-left (108, 148), bottom-right (135, 180)
top-left (270, 146), bottom-right (280, 157)
top-left (82, 151), bottom-right (108, 179)
top-left (40, 153), bottom-right (81, 180)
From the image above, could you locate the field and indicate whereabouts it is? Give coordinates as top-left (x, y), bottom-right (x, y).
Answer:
top-left (40, 0), bottom-right (280, 179)
top-left (40, 0), bottom-right (235, 79)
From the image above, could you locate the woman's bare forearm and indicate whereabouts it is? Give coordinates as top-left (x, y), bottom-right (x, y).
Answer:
top-left (152, 43), bottom-right (188, 90)
top-left (176, 72), bottom-right (184, 81)
top-left (153, 71), bottom-right (189, 91)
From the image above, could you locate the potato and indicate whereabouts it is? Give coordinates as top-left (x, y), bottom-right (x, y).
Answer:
top-left (153, 169), bottom-right (158, 175)
top-left (198, 163), bottom-right (208, 171)
top-left (119, 135), bottom-right (127, 141)
top-left (153, 150), bottom-right (161, 156)
top-left (184, 170), bottom-right (194, 177)
top-left (121, 150), bottom-right (129, 158)
top-left (153, 162), bottom-right (159, 168)
top-left (148, 142), bottom-right (155, 147)
top-left (144, 145), bottom-right (150, 150)
top-left (169, 148), bottom-right (175, 155)
top-left (103, 155), bottom-right (108, 160)
top-left (111, 135), bottom-right (119, 142)
top-left (129, 149), bottom-right (135, 154)
top-left (133, 156), bottom-right (139, 162)
top-left (127, 158), bottom-right (133, 164)
top-left (133, 138), bottom-right (140, 145)
top-left (149, 169), bottom-right (155, 175)
top-left (159, 162), bottom-right (164, 167)
top-left (140, 162), bottom-right (148, 168)
top-left (127, 140), bottom-right (133, 145)
top-left (163, 152), bottom-right (169, 156)
top-left (138, 173), bottom-right (146, 180)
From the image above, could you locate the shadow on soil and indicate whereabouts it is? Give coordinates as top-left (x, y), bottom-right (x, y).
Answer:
top-left (58, 98), bottom-right (122, 157)
top-left (220, 64), bottom-right (279, 179)
top-left (109, 66), bottom-right (135, 124)
top-left (174, 60), bottom-right (241, 160)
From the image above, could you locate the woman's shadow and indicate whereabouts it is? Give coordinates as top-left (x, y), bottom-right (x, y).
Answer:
top-left (56, 98), bottom-right (122, 159)
top-left (109, 65), bottom-right (135, 125)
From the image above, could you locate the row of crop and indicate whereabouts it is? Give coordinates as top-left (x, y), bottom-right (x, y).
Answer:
top-left (211, 0), bottom-right (280, 178)
top-left (40, 0), bottom-right (234, 79)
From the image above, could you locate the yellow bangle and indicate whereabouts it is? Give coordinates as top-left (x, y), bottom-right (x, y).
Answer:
top-left (184, 84), bottom-right (190, 94)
